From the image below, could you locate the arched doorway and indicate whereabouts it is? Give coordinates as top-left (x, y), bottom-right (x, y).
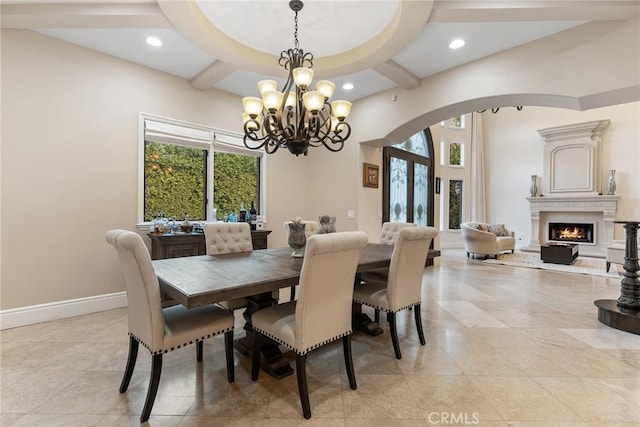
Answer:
top-left (382, 128), bottom-right (435, 227)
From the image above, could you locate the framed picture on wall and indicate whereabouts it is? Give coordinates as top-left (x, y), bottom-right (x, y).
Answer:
top-left (363, 162), bottom-right (379, 188)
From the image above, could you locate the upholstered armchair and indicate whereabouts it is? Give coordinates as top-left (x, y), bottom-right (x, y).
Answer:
top-left (461, 222), bottom-right (515, 259)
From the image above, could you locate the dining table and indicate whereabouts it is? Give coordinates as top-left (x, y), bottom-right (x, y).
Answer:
top-left (152, 244), bottom-right (394, 379)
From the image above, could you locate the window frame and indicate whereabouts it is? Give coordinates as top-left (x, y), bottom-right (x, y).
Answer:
top-left (137, 113), bottom-right (265, 229)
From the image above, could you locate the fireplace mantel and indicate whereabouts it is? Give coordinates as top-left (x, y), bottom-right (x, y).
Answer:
top-left (523, 195), bottom-right (619, 257)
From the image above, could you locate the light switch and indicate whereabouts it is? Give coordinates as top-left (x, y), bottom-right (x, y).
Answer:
top-left (347, 210), bottom-right (355, 219)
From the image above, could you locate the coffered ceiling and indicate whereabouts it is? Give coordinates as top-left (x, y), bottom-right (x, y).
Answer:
top-left (2, 1), bottom-right (638, 102)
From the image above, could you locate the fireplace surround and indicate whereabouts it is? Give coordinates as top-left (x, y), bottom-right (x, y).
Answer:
top-left (523, 120), bottom-right (618, 258)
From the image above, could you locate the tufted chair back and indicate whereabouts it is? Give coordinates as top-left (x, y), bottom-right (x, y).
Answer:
top-left (204, 222), bottom-right (253, 254)
top-left (386, 226), bottom-right (438, 311)
top-left (294, 231), bottom-right (368, 354)
top-left (105, 230), bottom-right (165, 352)
top-left (284, 220), bottom-right (319, 239)
top-left (379, 222), bottom-right (416, 245)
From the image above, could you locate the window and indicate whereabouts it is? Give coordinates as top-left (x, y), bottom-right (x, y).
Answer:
top-left (448, 179), bottom-right (463, 230)
top-left (213, 151), bottom-right (259, 221)
top-left (144, 141), bottom-right (207, 221)
top-left (449, 141), bottom-right (464, 167)
top-left (139, 114), bottom-right (263, 225)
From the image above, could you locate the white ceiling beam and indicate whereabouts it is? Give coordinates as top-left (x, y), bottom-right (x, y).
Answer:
top-left (430, 1), bottom-right (640, 23)
top-left (0, 3), bottom-right (170, 29)
top-left (373, 60), bottom-right (420, 89)
top-left (190, 60), bottom-right (237, 91)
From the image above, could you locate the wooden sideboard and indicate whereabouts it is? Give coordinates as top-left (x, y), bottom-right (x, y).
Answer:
top-left (147, 230), bottom-right (272, 260)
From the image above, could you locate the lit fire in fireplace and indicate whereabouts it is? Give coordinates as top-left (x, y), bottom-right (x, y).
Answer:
top-left (558, 226), bottom-right (586, 240)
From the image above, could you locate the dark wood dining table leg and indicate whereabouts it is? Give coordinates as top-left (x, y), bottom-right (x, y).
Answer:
top-left (352, 274), bottom-right (384, 336)
top-left (233, 291), bottom-right (294, 379)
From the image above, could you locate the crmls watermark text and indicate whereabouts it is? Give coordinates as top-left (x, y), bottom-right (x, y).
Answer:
top-left (428, 412), bottom-right (480, 424)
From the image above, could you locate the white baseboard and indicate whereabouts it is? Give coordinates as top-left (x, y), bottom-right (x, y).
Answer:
top-left (0, 291), bottom-right (128, 330)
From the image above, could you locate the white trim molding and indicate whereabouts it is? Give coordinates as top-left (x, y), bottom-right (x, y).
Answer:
top-left (0, 292), bottom-right (127, 330)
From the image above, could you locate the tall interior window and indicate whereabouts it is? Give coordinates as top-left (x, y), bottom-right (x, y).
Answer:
top-left (382, 129), bottom-right (435, 227)
top-left (448, 179), bottom-right (463, 229)
top-left (139, 114), bottom-right (263, 225)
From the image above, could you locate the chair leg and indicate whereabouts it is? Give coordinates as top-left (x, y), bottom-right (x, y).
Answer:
top-left (119, 336), bottom-right (138, 393)
top-left (342, 335), bottom-right (357, 390)
top-left (196, 341), bottom-right (203, 362)
top-left (290, 285), bottom-right (296, 301)
top-left (374, 308), bottom-right (380, 324)
top-left (295, 354), bottom-right (311, 419)
top-left (387, 312), bottom-right (402, 360)
top-left (606, 261), bottom-right (611, 272)
top-left (251, 331), bottom-right (262, 381)
top-left (414, 303), bottom-right (426, 345)
top-left (467, 252), bottom-right (470, 259)
top-left (224, 331), bottom-right (235, 383)
top-left (140, 353), bottom-right (162, 423)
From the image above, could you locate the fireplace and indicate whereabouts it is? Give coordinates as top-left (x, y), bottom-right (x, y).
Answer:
top-left (549, 222), bottom-right (595, 244)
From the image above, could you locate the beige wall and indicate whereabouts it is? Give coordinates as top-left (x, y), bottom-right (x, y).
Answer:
top-left (2, 17), bottom-right (639, 312)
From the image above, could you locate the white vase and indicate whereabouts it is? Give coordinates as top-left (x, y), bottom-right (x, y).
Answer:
top-left (607, 169), bottom-right (616, 195)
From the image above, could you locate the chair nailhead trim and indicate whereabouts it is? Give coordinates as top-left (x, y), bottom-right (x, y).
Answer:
top-left (128, 326), bottom-right (234, 355)
top-left (252, 328), bottom-right (352, 356)
top-left (352, 299), bottom-right (419, 313)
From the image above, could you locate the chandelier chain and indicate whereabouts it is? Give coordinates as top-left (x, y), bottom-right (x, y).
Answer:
top-left (293, 11), bottom-right (299, 51)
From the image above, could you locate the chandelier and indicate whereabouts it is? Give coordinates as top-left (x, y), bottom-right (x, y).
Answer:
top-left (241, 0), bottom-right (352, 156)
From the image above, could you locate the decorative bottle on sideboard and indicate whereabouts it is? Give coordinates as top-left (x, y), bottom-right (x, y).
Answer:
top-left (249, 201), bottom-right (257, 230)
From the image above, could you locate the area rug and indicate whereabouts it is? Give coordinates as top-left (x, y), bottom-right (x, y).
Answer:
top-left (483, 252), bottom-right (620, 278)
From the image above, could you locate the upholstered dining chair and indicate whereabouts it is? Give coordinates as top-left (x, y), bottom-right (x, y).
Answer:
top-left (283, 220), bottom-right (319, 301)
top-left (250, 231), bottom-right (369, 419)
top-left (353, 226), bottom-right (438, 360)
top-left (361, 221), bottom-right (416, 323)
top-left (105, 230), bottom-right (235, 422)
top-left (204, 222), bottom-right (254, 311)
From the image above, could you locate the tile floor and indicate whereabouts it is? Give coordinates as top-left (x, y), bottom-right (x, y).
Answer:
top-left (1, 249), bottom-right (639, 426)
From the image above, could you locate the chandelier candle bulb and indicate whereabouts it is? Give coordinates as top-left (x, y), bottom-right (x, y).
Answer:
top-left (302, 91), bottom-right (324, 112)
top-left (258, 80), bottom-right (277, 95)
top-left (242, 97), bottom-right (263, 117)
top-left (263, 90), bottom-right (284, 111)
top-left (285, 91), bottom-right (297, 109)
top-left (331, 100), bottom-right (352, 119)
top-left (316, 80), bottom-right (336, 99)
top-left (292, 67), bottom-right (313, 88)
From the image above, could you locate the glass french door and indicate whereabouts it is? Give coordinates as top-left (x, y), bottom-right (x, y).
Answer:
top-left (382, 129), bottom-right (435, 226)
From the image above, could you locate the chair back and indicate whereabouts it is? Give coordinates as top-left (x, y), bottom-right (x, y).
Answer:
top-left (204, 222), bottom-right (253, 255)
top-left (105, 230), bottom-right (164, 351)
top-left (386, 227), bottom-right (438, 311)
top-left (380, 222), bottom-right (416, 245)
top-left (294, 231), bottom-right (368, 353)
top-left (284, 220), bottom-right (318, 239)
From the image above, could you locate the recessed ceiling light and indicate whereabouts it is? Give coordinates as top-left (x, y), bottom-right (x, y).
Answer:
top-left (343, 83), bottom-right (354, 90)
top-left (145, 36), bottom-right (163, 47)
top-left (449, 39), bottom-right (465, 49)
